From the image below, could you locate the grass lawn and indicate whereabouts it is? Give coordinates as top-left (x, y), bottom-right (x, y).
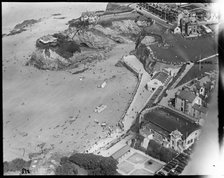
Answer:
top-left (143, 23), bottom-right (217, 63)
top-left (176, 56), bottom-right (218, 88)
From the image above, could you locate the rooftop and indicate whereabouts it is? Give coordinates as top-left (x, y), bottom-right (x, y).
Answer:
top-left (39, 35), bottom-right (57, 44)
top-left (152, 71), bottom-right (169, 84)
top-left (141, 106), bottom-right (200, 140)
top-left (176, 89), bottom-right (196, 103)
top-left (192, 103), bottom-right (207, 113)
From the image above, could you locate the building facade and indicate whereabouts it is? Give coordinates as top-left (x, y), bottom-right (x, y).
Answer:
top-left (139, 107), bottom-right (201, 153)
top-left (175, 89), bottom-right (207, 120)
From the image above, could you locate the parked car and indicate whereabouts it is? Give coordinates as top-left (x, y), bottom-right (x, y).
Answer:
top-left (165, 164), bottom-right (174, 169)
top-left (163, 166), bottom-right (172, 172)
top-left (168, 162), bottom-right (177, 167)
top-left (168, 171), bottom-right (176, 176)
top-left (175, 166), bottom-right (184, 173)
top-left (156, 171), bottom-right (166, 176)
top-left (178, 162), bottom-right (187, 167)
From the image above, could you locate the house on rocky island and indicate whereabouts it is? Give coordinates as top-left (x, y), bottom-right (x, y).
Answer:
top-left (80, 11), bottom-right (99, 24)
top-left (139, 106), bottom-right (201, 153)
top-left (38, 35), bottom-right (57, 46)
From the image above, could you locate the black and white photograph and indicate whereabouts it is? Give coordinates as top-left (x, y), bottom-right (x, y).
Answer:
top-left (2, 1), bottom-right (223, 176)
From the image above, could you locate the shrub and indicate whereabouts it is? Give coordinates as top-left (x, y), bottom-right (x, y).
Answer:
top-left (60, 156), bottom-right (70, 165)
top-left (69, 153), bottom-right (118, 175)
top-left (3, 158), bottom-right (31, 173)
top-left (146, 140), bottom-right (162, 160)
top-left (55, 162), bottom-right (78, 175)
top-left (160, 147), bottom-right (176, 163)
top-left (146, 140), bottom-right (177, 163)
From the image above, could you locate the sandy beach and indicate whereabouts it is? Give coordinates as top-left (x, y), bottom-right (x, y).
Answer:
top-left (3, 3), bottom-right (138, 161)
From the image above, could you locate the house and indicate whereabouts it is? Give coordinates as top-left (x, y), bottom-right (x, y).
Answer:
top-left (139, 106), bottom-right (201, 153)
top-left (146, 71), bottom-right (170, 92)
top-left (39, 35), bottom-right (57, 45)
top-left (80, 11), bottom-right (99, 24)
top-left (179, 11), bottom-right (199, 37)
top-left (174, 88), bottom-right (207, 119)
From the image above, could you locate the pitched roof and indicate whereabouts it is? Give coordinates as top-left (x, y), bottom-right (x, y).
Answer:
top-left (203, 81), bottom-right (212, 91)
top-left (141, 122), bottom-right (170, 138)
top-left (141, 106), bottom-right (200, 140)
top-left (152, 71), bottom-right (169, 84)
top-left (192, 104), bottom-right (207, 113)
top-left (176, 89), bottom-right (196, 103)
top-left (39, 35), bottom-right (57, 43)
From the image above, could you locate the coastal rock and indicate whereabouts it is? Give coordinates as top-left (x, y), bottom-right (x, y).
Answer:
top-left (72, 30), bottom-right (115, 49)
top-left (93, 25), bottom-right (127, 43)
top-left (141, 36), bottom-right (156, 46)
top-left (111, 20), bottom-right (141, 34)
top-left (70, 51), bottom-right (105, 64)
top-left (7, 19), bottom-right (41, 36)
top-left (27, 48), bottom-right (105, 71)
top-left (14, 19), bottom-right (40, 30)
top-left (135, 43), bottom-right (155, 73)
top-left (27, 49), bottom-right (71, 70)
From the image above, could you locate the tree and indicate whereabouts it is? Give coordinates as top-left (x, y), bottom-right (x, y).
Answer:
top-left (146, 140), bottom-right (162, 160)
top-left (69, 153), bottom-right (118, 175)
top-left (3, 158), bottom-right (31, 173)
top-left (55, 162), bottom-right (78, 175)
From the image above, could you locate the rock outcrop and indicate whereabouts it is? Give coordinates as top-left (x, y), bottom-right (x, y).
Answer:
top-left (7, 19), bottom-right (41, 36)
top-left (27, 11), bottom-right (149, 71)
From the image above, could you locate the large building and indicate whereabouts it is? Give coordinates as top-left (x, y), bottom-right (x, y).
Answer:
top-left (139, 106), bottom-right (201, 153)
top-left (174, 75), bottom-right (215, 120)
top-left (138, 3), bottom-right (179, 23)
top-left (174, 88), bottom-right (207, 120)
top-left (179, 10), bottom-right (199, 37)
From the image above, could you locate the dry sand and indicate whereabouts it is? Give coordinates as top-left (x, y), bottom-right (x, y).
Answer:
top-left (3, 3), bottom-right (138, 161)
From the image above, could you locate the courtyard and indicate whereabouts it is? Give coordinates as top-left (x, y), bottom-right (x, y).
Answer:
top-left (117, 148), bottom-right (165, 175)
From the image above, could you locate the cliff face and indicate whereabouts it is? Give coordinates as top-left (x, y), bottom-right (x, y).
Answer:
top-left (27, 17), bottom-right (148, 70)
top-left (135, 43), bottom-right (155, 73)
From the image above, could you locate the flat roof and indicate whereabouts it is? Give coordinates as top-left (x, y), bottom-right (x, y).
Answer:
top-left (111, 145), bottom-right (130, 160)
top-left (141, 106), bottom-right (200, 139)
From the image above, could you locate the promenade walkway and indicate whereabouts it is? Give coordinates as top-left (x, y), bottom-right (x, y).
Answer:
top-left (122, 55), bottom-right (157, 131)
